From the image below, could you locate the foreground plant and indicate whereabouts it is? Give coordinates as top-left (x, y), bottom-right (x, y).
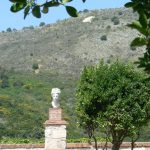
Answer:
top-left (9, 0), bottom-right (86, 19)
top-left (76, 60), bottom-right (150, 150)
top-left (125, 0), bottom-right (150, 78)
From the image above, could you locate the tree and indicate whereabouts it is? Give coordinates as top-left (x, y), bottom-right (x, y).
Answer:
top-left (125, 0), bottom-right (150, 78)
top-left (76, 60), bottom-right (150, 150)
top-left (39, 22), bottom-right (45, 27)
top-left (6, 27), bottom-right (12, 32)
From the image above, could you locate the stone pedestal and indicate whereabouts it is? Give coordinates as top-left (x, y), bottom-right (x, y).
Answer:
top-left (44, 108), bottom-right (68, 150)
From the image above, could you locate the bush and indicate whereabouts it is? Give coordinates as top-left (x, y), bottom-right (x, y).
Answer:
top-left (39, 22), bottom-right (45, 27)
top-left (83, 9), bottom-right (89, 13)
top-left (130, 46), bottom-right (136, 51)
top-left (29, 25), bottom-right (34, 29)
top-left (111, 16), bottom-right (120, 25)
top-left (106, 25), bottom-right (111, 30)
top-left (6, 28), bottom-right (12, 32)
top-left (32, 63), bottom-right (39, 70)
top-left (13, 81), bottom-right (24, 87)
top-left (30, 53), bottom-right (33, 56)
top-left (23, 84), bottom-right (32, 90)
top-left (13, 28), bottom-right (17, 32)
top-left (1, 79), bottom-right (9, 88)
top-left (101, 35), bottom-right (107, 41)
top-left (113, 18), bottom-right (120, 25)
top-left (118, 11), bottom-right (123, 15)
top-left (111, 16), bottom-right (117, 22)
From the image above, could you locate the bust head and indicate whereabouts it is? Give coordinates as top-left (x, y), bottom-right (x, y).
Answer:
top-left (51, 88), bottom-right (61, 108)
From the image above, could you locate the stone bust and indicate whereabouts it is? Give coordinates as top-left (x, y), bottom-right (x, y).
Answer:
top-left (51, 88), bottom-right (61, 108)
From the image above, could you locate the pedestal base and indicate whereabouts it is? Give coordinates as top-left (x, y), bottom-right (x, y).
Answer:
top-left (44, 108), bottom-right (68, 150)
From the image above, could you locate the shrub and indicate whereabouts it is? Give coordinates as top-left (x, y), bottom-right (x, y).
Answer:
top-left (83, 9), bottom-right (89, 13)
top-left (100, 35), bottom-right (107, 41)
top-left (22, 27), bottom-right (28, 30)
top-left (111, 16), bottom-right (120, 25)
top-left (118, 11), bottom-right (123, 15)
top-left (39, 22), bottom-right (45, 27)
top-left (106, 25), bottom-right (111, 30)
top-left (6, 28), bottom-right (12, 32)
top-left (102, 16), bottom-right (108, 20)
top-left (13, 28), bottom-right (17, 32)
top-left (32, 63), bottom-right (39, 70)
top-left (113, 18), bottom-right (120, 25)
top-left (111, 16), bottom-right (118, 22)
top-left (13, 81), bottom-right (24, 87)
top-left (130, 46), bottom-right (136, 51)
top-left (29, 25), bottom-right (34, 29)
top-left (30, 53), bottom-right (33, 56)
top-left (1, 79), bottom-right (9, 88)
top-left (23, 84), bottom-right (32, 90)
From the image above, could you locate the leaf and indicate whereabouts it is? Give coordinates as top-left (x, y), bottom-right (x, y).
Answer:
top-left (127, 21), bottom-right (148, 36)
top-left (44, 1), bottom-right (59, 7)
top-left (65, 6), bottom-right (78, 17)
top-left (124, 2), bottom-right (135, 8)
top-left (24, 6), bottom-right (30, 19)
top-left (124, 1), bottom-right (139, 9)
top-left (9, 0), bottom-right (26, 3)
top-left (10, 2), bottom-right (25, 12)
top-left (131, 37), bottom-right (147, 47)
top-left (127, 21), bottom-right (142, 29)
top-left (32, 6), bottom-right (41, 18)
top-left (62, 0), bottom-right (72, 4)
top-left (42, 6), bottom-right (49, 14)
top-left (139, 11), bottom-right (148, 28)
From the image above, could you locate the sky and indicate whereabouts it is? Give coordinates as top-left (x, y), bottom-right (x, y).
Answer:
top-left (0, 0), bottom-right (130, 31)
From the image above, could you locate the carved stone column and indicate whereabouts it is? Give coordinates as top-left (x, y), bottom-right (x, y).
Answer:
top-left (44, 108), bottom-right (68, 150)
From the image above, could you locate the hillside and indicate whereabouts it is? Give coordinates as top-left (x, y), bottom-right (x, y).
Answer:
top-left (0, 8), bottom-right (144, 75)
top-left (0, 8), bottom-right (150, 141)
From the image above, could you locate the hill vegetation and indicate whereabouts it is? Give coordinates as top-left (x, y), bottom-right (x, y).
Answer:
top-left (0, 8), bottom-right (143, 74)
top-left (0, 8), bottom-right (150, 142)
top-left (0, 68), bottom-right (80, 139)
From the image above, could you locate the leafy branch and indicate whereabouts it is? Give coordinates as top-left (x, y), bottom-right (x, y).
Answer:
top-left (125, 0), bottom-right (150, 77)
top-left (9, 0), bottom-right (86, 19)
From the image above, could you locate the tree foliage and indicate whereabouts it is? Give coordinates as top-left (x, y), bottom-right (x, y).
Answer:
top-left (125, 0), bottom-right (150, 77)
top-left (9, 0), bottom-right (87, 19)
top-left (76, 61), bottom-right (150, 150)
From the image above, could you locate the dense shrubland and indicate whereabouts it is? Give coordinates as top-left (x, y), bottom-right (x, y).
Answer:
top-left (0, 67), bottom-right (80, 140)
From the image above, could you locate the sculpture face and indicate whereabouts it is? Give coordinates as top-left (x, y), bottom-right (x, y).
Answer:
top-left (51, 88), bottom-right (61, 108)
top-left (52, 93), bottom-right (59, 101)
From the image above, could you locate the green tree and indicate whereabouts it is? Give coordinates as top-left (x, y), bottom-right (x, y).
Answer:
top-left (125, 0), bottom-right (150, 78)
top-left (76, 61), bottom-right (150, 150)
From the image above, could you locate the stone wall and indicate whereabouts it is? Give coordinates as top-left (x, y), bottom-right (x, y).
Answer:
top-left (1, 142), bottom-right (150, 150)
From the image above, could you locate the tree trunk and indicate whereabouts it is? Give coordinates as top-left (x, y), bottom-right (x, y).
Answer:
top-left (112, 142), bottom-right (122, 150)
top-left (93, 135), bottom-right (98, 150)
top-left (131, 141), bottom-right (134, 150)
